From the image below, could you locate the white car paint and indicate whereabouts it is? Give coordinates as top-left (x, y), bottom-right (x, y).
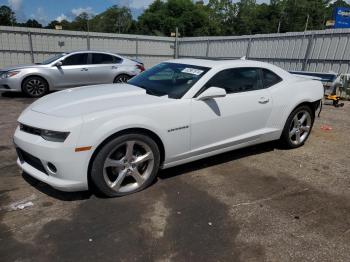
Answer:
top-left (14, 59), bottom-right (324, 192)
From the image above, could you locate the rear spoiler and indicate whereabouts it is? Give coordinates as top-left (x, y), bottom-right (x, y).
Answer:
top-left (130, 58), bottom-right (144, 65)
top-left (293, 74), bottom-right (322, 81)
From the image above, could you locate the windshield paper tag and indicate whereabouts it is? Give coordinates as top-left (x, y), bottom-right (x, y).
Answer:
top-left (181, 68), bottom-right (204, 75)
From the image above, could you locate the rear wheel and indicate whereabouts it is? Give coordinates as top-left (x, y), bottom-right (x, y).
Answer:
top-left (90, 133), bottom-right (160, 197)
top-left (280, 105), bottom-right (314, 148)
top-left (113, 74), bottom-right (131, 83)
top-left (22, 76), bottom-right (49, 97)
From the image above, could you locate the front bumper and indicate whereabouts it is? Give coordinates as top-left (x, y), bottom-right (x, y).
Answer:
top-left (14, 111), bottom-right (91, 192)
top-left (0, 77), bottom-right (22, 92)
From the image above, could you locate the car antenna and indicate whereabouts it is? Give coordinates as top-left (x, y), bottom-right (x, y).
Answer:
top-left (240, 56), bottom-right (247, 60)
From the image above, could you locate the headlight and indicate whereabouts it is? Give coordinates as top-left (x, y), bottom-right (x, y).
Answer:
top-left (19, 124), bottom-right (70, 142)
top-left (41, 129), bottom-right (70, 142)
top-left (0, 71), bottom-right (20, 79)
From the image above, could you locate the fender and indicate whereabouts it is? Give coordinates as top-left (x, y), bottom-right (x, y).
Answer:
top-left (78, 114), bottom-right (167, 154)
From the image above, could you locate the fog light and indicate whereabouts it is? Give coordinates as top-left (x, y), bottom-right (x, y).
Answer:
top-left (47, 162), bottom-right (57, 173)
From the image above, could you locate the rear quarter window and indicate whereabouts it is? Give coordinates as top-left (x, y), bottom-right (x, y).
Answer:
top-left (262, 69), bottom-right (282, 88)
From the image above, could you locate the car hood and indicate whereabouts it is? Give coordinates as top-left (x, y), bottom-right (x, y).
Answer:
top-left (30, 84), bottom-right (167, 117)
top-left (0, 64), bottom-right (48, 71)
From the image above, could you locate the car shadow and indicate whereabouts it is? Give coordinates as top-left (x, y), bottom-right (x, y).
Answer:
top-left (1, 91), bottom-right (56, 98)
top-left (1, 92), bottom-right (28, 98)
top-left (21, 141), bottom-right (279, 201)
top-left (22, 172), bottom-right (92, 201)
top-left (158, 141), bottom-right (278, 180)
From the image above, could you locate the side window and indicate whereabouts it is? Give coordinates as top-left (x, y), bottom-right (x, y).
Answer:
top-left (205, 67), bottom-right (261, 94)
top-left (92, 53), bottom-right (121, 64)
top-left (62, 54), bottom-right (88, 66)
top-left (262, 69), bottom-right (282, 88)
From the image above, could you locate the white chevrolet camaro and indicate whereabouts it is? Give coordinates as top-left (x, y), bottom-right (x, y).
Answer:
top-left (14, 59), bottom-right (323, 196)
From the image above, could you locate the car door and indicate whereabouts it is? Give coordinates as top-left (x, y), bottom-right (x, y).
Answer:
top-left (52, 53), bottom-right (90, 89)
top-left (88, 53), bottom-right (122, 85)
top-left (190, 67), bottom-right (273, 154)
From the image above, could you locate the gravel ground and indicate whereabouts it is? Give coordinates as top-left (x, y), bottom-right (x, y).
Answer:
top-left (0, 92), bottom-right (349, 262)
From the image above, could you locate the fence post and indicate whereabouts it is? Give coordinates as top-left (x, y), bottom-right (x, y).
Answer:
top-left (86, 33), bottom-right (90, 50)
top-left (206, 38), bottom-right (210, 57)
top-left (136, 37), bottom-right (139, 59)
top-left (302, 33), bottom-right (314, 71)
top-left (28, 31), bottom-right (34, 63)
top-left (246, 37), bottom-right (252, 59)
top-left (174, 27), bottom-right (179, 59)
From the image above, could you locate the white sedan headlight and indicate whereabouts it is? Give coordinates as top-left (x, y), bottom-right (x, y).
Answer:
top-left (0, 70), bottom-right (20, 79)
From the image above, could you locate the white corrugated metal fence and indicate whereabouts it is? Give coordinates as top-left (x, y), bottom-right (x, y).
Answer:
top-left (1, 26), bottom-right (349, 74)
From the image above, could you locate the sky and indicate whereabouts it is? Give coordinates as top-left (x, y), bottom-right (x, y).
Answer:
top-left (0, 0), bottom-right (270, 25)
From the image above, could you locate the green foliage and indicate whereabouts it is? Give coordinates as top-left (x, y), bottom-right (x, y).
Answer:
top-left (90, 5), bottom-right (133, 33)
top-left (0, 5), bottom-right (16, 26)
top-left (0, 0), bottom-right (349, 36)
top-left (137, 0), bottom-right (221, 36)
top-left (19, 19), bottom-right (43, 28)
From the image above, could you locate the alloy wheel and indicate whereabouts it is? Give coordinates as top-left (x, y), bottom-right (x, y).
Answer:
top-left (25, 79), bottom-right (46, 96)
top-left (103, 140), bottom-right (154, 193)
top-left (114, 75), bottom-right (130, 83)
top-left (289, 110), bottom-right (312, 145)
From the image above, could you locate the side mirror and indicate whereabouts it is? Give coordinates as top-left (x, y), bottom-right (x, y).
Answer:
top-left (196, 87), bottom-right (226, 101)
top-left (55, 61), bottom-right (63, 67)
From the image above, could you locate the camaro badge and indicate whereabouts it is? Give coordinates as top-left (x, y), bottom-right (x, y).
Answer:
top-left (168, 125), bottom-right (189, 133)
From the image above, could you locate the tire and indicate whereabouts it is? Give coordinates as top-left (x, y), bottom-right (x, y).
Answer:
top-left (22, 76), bottom-right (49, 98)
top-left (90, 133), bottom-right (160, 197)
top-left (280, 105), bottom-right (315, 149)
top-left (113, 74), bottom-right (131, 83)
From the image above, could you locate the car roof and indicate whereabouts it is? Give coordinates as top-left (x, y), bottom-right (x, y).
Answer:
top-left (167, 58), bottom-right (274, 68)
top-left (65, 50), bottom-right (123, 57)
top-left (166, 58), bottom-right (292, 78)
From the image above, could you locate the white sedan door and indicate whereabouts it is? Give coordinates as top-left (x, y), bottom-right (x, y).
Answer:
top-left (88, 53), bottom-right (122, 85)
top-left (190, 67), bottom-right (273, 154)
top-left (52, 53), bottom-right (91, 89)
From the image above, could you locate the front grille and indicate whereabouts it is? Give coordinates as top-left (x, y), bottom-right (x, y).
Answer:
top-left (20, 124), bottom-right (42, 136)
top-left (16, 147), bottom-right (48, 175)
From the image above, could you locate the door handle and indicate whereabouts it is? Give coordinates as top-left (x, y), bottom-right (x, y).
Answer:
top-left (81, 68), bottom-right (88, 71)
top-left (112, 66), bottom-right (118, 69)
top-left (258, 97), bottom-right (270, 104)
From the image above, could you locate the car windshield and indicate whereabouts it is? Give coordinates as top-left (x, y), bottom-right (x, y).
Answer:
top-left (128, 62), bottom-right (210, 99)
top-left (41, 53), bottom-right (67, 65)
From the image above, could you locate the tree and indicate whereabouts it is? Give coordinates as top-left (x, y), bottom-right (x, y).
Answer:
top-left (137, 0), bottom-right (220, 37)
top-left (235, 0), bottom-right (259, 35)
top-left (208, 0), bottom-right (239, 35)
top-left (0, 5), bottom-right (16, 26)
top-left (21, 19), bottom-right (43, 28)
top-left (46, 19), bottom-right (71, 30)
top-left (271, 0), bottom-right (330, 32)
top-left (46, 20), bottom-right (61, 29)
top-left (90, 5), bottom-right (133, 34)
top-left (32, 0), bottom-right (350, 36)
top-left (329, 0), bottom-right (350, 8)
top-left (70, 12), bottom-right (91, 31)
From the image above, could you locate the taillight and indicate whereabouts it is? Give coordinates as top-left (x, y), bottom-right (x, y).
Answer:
top-left (137, 64), bottom-right (145, 72)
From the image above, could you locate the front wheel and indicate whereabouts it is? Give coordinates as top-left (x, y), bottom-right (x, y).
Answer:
top-left (280, 105), bottom-right (314, 148)
top-left (90, 133), bottom-right (160, 197)
top-left (22, 76), bottom-right (49, 97)
top-left (113, 74), bottom-right (131, 83)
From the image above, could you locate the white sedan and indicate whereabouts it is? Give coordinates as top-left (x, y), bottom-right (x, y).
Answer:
top-left (14, 59), bottom-right (323, 196)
